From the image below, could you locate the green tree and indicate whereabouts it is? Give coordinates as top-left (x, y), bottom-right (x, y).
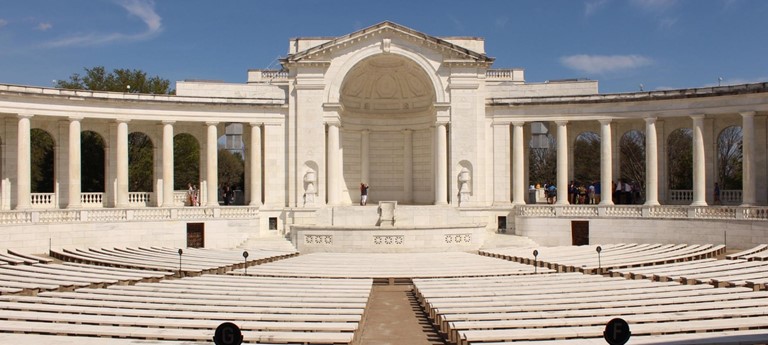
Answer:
top-left (668, 128), bottom-right (693, 190)
top-left (573, 132), bottom-right (600, 184)
top-left (218, 149), bottom-right (244, 189)
top-left (620, 130), bottom-right (646, 198)
top-left (529, 134), bottom-right (557, 187)
top-left (31, 129), bottom-right (55, 193)
top-left (174, 134), bottom-right (200, 190)
top-left (55, 66), bottom-right (173, 94)
top-left (717, 126), bottom-right (743, 190)
top-left (129, 132), bottom-right (154, 192)
top-left (81, 131), bottom-right (105, 192)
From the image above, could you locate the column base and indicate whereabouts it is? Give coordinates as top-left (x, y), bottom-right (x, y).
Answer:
top-left (690, 201), bottom-right (708, 207)
top-left (599, 201), bottom-right (614, 206)
top-left (643, 201), bottom-right (660, 206)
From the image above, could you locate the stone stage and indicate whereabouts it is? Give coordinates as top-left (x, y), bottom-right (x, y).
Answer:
top-left (290, 203), bottom-right (488, 253)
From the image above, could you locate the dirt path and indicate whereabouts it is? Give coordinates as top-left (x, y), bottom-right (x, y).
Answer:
top-left (352, 285), bottom-right (445, 345)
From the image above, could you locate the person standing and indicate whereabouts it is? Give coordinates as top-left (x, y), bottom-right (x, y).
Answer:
top-left (714, 182), bottom-right (721, 205)
top-left (360, 183), bottom-right (369, 206)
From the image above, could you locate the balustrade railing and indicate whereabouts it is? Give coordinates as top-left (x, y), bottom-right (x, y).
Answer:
top-left (720, 190), bottom-right (742, 204)
top-left (174, 190), bottom-right (191, 206)
top-left (669, 190), bottom-right (693, 204)
top-left (80, 192), bottom-right (104, 208)
top-left (128, 192), bottom-right (152, 207)
top-left (30, 193), bottom-right (55, 208)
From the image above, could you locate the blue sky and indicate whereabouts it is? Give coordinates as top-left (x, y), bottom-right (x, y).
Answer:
top-left (1, 0), bottom-right (766, 93)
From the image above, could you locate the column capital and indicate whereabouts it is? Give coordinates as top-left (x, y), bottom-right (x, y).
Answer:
top-left (511, 121), bottom-right (526, 127)
top-left (555, 120), bottom-right (569, 126)
top-left (205, 121), bottom-right (219, 126)
top-left (740, 111), bottom-right (757, 117)
top-left (161, 120), bottom-right (176, 125)
top-left (598, 119), bottom-right (613, 125)
top-left (249, 122), bottom-right (263, 127)
top-left (401, 128), bottom-right (411, 133)
top-left (644, 116), bottom-right (657, 124)
top-left (115, 118), bottom-right (131, 124)
top-left (436, 121), bottom-right (448, 127)
top-left (68, 116), bottom-right (84, 122)
top-left (325, 120), bottom-right (340, 127)
top-left (17, 113), bottom-right (34, 119)
top-left (689, 114), bottom-right (706, 120)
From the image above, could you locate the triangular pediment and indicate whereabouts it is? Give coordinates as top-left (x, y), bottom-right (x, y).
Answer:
top-left (284, 21), bottom-right (494, 65)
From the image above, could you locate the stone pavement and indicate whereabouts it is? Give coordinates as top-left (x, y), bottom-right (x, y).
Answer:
top-left (352, 285), bottom-right (445, 345)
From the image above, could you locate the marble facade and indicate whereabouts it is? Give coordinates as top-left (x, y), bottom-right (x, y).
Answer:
top-left (1, 22), bottom-right (768, 251)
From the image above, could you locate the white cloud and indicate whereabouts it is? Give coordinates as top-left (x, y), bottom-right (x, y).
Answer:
top-left (584, 0), bottom-right (610, 17)
top-left (560, 54), bottom-right (653, 74)
top-left (119, 0), bottom-right (161, 32)
top-left (0, 19), bottom-right (8, 28)
top-left (42, 0), bottom-right (162, 48)
top-left (630, 0), bottom-right (677, 12)
top-left (37, 22), bottom-right (52, 31)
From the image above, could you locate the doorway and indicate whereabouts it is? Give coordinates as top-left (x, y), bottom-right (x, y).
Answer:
top-left (186, 223), bottom-right (204, 248)
top-left (571, 220), bottom-right (589, 246)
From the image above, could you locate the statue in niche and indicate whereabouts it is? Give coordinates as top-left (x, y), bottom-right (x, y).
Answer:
top-left (458, 167), bottom-right (471, 205)
top-left (304, 169), bottom-right (316, 206)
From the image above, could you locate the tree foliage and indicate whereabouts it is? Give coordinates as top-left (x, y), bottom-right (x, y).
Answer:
top-left (620, 130), bottom-right (646, 197)
top-left (31, 129), bottom-right (55, 193)
top-left (174, 134), bottom-right (200, 190)
top-left (55, 66), bottom-right (173, 94)
top-left (529, 134), bottom-right (557, 186)
top-left (218, 149), bottom-right (244, 189)
top-left (81, 131), bottom-right (105, 192)
top-left (667, 128), bottom-right (693, 190)
top-left (573, 131), bottom-right (600, 184)
top-left (717, 126), bottom-right (743, 190)
top-left (129, 132), bottom-right (154, 192)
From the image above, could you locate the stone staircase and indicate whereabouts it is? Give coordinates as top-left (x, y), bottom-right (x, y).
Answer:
top-left (238, 235), bottom-right (297, 252)
top-left (480, 231), bottom-right (538, 249)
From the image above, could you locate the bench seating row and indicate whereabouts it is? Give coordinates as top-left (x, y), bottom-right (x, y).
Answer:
top-left (480, 243), bottom-right (726, 274)
top-left (0, 275), bottom-right (373, 344)
top-left (234, 252), bottom-right (554, 282)
top-left (50, 246), bottom-right (297, 276)
top-left (413, 272), bottom-right (768, 344)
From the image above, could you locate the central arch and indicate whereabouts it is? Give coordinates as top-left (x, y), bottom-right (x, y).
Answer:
top-left (339, 54), bottom-right (437, 204)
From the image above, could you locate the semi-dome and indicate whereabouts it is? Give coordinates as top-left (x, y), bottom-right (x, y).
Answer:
top-left (340, 55), bottom-right (434, 115)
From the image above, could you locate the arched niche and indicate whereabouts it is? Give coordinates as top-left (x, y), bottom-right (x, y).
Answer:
top-left (337, 54), bottom-right (437, 204)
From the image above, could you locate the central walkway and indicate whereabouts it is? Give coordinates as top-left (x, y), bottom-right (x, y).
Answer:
top-left (352, 285), bottom-right (445, 345)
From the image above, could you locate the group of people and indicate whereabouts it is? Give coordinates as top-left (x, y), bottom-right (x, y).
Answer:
top-left (540, 179), bottom-right (643, 205)
top-left (569, 181), bottom-right (601, 205)
top-left (186, 183), bottom-right (237, 206)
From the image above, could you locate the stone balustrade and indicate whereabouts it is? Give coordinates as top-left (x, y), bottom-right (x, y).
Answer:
top-left (516, 204), bottom-right (768, 221)
top-left (80, 192), bottom-right (104, 207)
top-left (0, 206), bottom-right (260, 225)
top-left (30, 193), bottom-right (55, 208)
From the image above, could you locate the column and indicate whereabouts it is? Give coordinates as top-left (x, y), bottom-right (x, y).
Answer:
top-left (555, 121), bottom-right (569, 205)
top-left (644, 117), bottom-right (660, 206)
top-left (206, 122), bottom-right (219, 207)
top-left (67, 117), bottom-right (82, 208)
top-left (512, 122), bottom-right (525, 205)
top-left (691, 115), bottom-right (707, 206)
top-left (249, 123), bottom-right (262, 206)
top-left (435, 123), bottom-right (448, 205)
top-left (16, 114), bottom-right (32, 210)
top-left (403, 129), bottom-right (413, 203)
top-left (161, 121), bottom-right (174, 207)
top-left (361, 129), bottom-right (370, 184)
top-left (741, 111), bottom-right (756, 206)
top-left (599, 120), bottom-right (614, 205)
top-left (115, 120), bottom-right (130, 208)
top-left (327, 122), bottom-right (340, 205)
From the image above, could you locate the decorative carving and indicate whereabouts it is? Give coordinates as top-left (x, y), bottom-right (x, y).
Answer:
top-left (373, 235), bottom-right (404, 245)
top-left (305, 235), bottom-right (332, 245)
top-left (444, 234), bottom-right (472, 244)
top-left (458, 167), bottom-right (471, 206)
top-left (303, 169), bottom-right (317, 206)
top-left (381, 38), bottom-right (391, 53)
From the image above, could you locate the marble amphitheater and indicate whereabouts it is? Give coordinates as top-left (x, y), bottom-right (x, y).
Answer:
top-left (1, 21), bottom-right (768, 344)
